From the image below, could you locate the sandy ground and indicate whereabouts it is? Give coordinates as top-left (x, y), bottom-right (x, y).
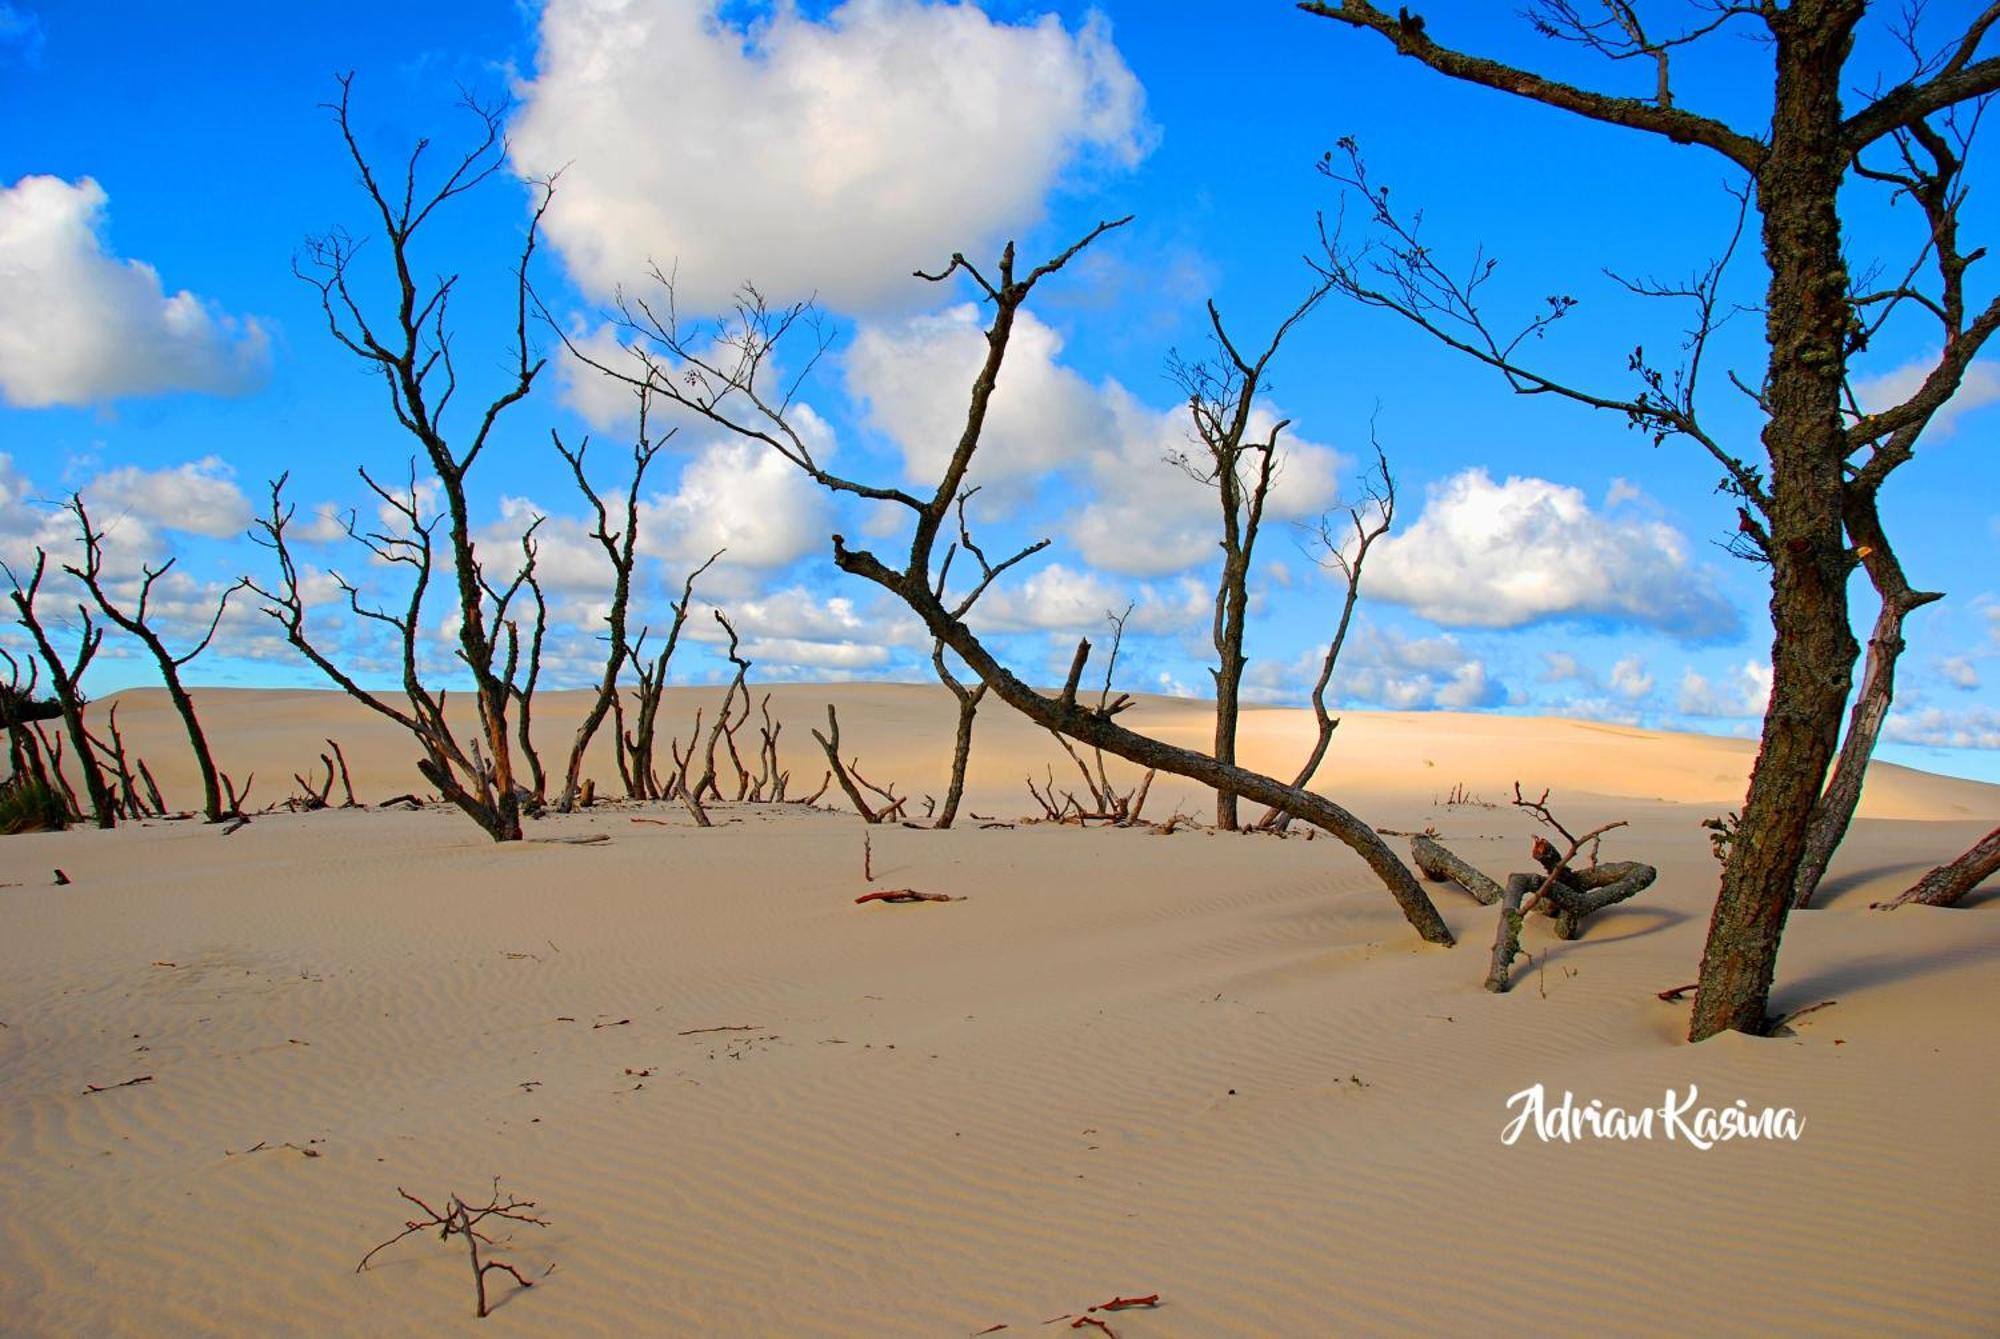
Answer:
top-left (1, 684), bottom-right (1995, 1336)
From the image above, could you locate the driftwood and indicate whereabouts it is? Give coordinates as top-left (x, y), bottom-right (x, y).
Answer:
top-left (1413, 789), bottom-right (1657, 993)
top-left (810, 703), bottom-right (904, 823)
top-left (1878, 825), bottom-right (2000, 908)
top-left (1410, 834), bottom-right (1503, 905)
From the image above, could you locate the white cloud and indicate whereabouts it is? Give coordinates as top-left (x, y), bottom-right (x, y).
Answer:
top-left (847, 300), bottom-right (1342, 578)
top-left (1886, 705), bottom-right (2000, 749)
top-left (1609, 654), bottom-right (1654, 699)
top-left (1677, 660), bottom-right (1772, 718)
top-left (639, 435), bottom-right (834, 570)
top-left (1069, 383), bottom-right (1342, 576)
top-left (970, 562), bottom-right (1206, 635)
top-left (1939, 654), bottom-right (1981, 690)
top-left (1368, 469), bottom-right (1738, 638)
top-left (1539, 651), bottom-right (1586, 683)
top-left (512, 0), bottom-right (1151, 313)
top-left (846, 303), bottom-right (1110, 484)
top-left (740, 636), bottom-right (889, 671)
top-left (1852, 354), bottom-right (2000, 437)
top-left (83, 457), bottom-right (250, 539)
top-left (0, 176), bottom-right (268, 407)
top-left (1243, 621), bottom-right (1501, 711)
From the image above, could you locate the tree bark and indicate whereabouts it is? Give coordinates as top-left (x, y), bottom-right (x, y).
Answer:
top-left (1691, 5), bottom-right (1866, 1040)
top-left (1790, 487), bottom-right (1942, 907)
top-left (1880, 826), bottom-right (2000, 908)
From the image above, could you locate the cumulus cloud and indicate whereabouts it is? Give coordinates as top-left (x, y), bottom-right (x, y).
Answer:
top-left (1539, 651), bottom-right (1587, 683)
top-left (847, 305), bottom-right (1342, 576)
top-left (1243, 621), bottom-right (1501, 711)
top-left (1677, 660), bottom-right (1772, 718)
top-left (1851, 354), bottom-right (2000, 437)
top-left (1609, 654), bottom-right (1654, 700)
top-left (639, 436), bottom-right (834, 570)
top-left (1069, 384), bottom-right (1342, 576)
top-left (0, 176), bottom-right (268, 407)
top-left (512, 0), bottom-right (1152, 312)
top-left (1886, 704), bottom-right (2000, 749)
top-left (1939, 654), bottom-right (1981, 691)
top-left (1367, 469), bottom-right (1738, 639)
top-left (970, 562), bottom-right (1206, 636)
top-left (846, 303), bottom-right (1111, 483)
top-left (83, 457), bottom-right (250, 538)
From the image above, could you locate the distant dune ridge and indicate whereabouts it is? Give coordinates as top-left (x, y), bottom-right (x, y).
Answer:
top-left (1, 683), bottom-right (1994, 1335)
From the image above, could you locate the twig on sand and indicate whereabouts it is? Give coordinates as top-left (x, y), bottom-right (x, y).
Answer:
top-left (1656, 982), bottom-right (1699, 1002)
top-left (677, 1024), bottom-right (762, 1036)
top-left (82, 1074), bottom-right (153, 1095)
top-left (1770, 999), bottom-right (1838, 1032)
top-left (356, 1179), bottom-right (550, 1318)
top-left (854, 889), bottom-right (958, 905)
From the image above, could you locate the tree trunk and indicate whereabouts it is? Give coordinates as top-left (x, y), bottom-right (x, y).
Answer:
top-left (1690, 5), bottom-right (1864, 1041)
top-left (1212, 547), bottom-right (1250, 830)
top-left (1792, 488), bottom-right (1941, 907)
top-left (932, 643), bottom-right (985, 831)
top-left (1881, 826), bottom-right (2000, 908)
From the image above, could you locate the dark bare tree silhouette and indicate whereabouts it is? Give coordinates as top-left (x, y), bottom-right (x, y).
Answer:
top-left (1256, 437), bottom-right (1395, 833)
top-left (550, 387), bottom-right (670, 811)
top-left (1168, 287), bottom-right (1327, 829)
top-left (244, 75), bottom-right (553, 842)
top-left (63, 495), bottom-right (235, 822)
top-left (5, 552), bottom-right (114, 828)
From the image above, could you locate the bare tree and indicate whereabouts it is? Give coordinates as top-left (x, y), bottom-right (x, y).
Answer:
top-left (1168, 289), bottom-right (1328, 828)
top-left (614, 551), bottom-right (719, 801)
top-left (550, 389), bottom-right (670, 811)
top-left (1256, 437), bottom-right (1395, 832)
top-left (930, 488), bottom-right (1048, 829)
top-left (562, 226), bottom-right (1455, 945)
top-left (1300, 1), bottom-right (2000, 1038)
top-left (62, 495), bottom-right (235, 823)
top-left (5, 552), bottom-right (114, 828)
top-left (244, 76), bottom-right (552, 842)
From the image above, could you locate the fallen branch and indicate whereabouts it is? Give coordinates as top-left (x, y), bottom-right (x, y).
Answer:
top-left (356, 1179), bottom-right (550, 1319)
top-left (82, 1074), bottom-right (154, 1095)
top-left (1410, 833), bottom-right (1502, 905)
top-left (854, 889), bottom-right (958, 904)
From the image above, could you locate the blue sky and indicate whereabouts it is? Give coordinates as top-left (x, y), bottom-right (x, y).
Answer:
top-left (2, 1), bottom-right (1997, 782)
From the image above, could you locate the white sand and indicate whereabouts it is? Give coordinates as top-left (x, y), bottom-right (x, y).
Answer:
top-left (2, 685), bottom-right (1995, 1335)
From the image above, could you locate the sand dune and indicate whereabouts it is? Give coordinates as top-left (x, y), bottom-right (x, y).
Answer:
top-left (1, 684), bottom-right (1994, 1335)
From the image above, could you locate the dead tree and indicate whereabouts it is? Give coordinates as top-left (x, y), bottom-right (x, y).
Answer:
top-left (616, 552), bottom-right (719, 801)
top-left (356, 1180), bottom-right (549, 1319)
top-left (1302, 2), bottom-right (2000, 1036)
top-left (810, 703), bottom-right (905, 824)
top-left (244, 76), bottom-right (552, 842)
top-left (0, 662), bottom-right (63, 800)
top-left (62, 495), bottom-right (235, 822)
top-left (1168, 287), bottom-right (1327, 829)
top-left (931, 488), bottom-right (1048, 828)
top-left (695, 611), bottom-right (753, 802)
top-left (1256, 438), bottom-right (1394, 833)
top-left (4, 552), bottom-right (115, 828)
top-left (1880, 826), bottom-right (2000, 909)
top-left (550, 390), bottom-right (670, 811)
top-left (562, 224), bottom-right (1453, 945)
top-left (496, 526), bottom-right (548, 808)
